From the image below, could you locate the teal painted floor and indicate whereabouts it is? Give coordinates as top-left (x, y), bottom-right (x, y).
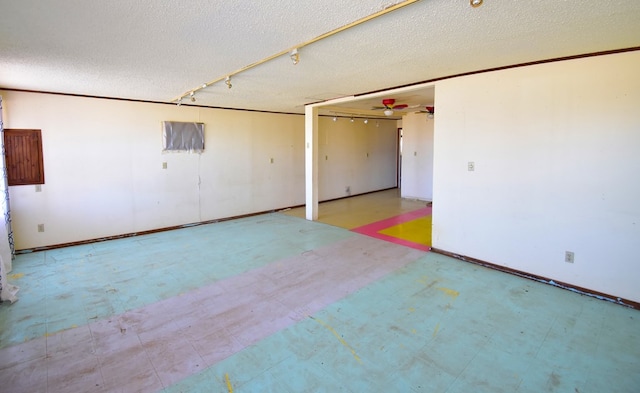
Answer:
top-left (0, 212), bottom-right (639, 392)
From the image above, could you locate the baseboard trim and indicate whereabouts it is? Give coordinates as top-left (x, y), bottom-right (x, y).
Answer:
top-left (16, 208), bottom-right (289, 254)
top-left (15, 188), bottom-right (401, 254)
top-left (430, 248), bottom-right (639, 311)
top-left (319, 186), bottom-right (399, 204)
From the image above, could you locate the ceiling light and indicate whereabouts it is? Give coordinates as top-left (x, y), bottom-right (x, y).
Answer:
top-left (202, 83), bottom-right (207, 88)
top-left (383, 109), bottom-right (394, 116)
top-left (428, 113), bottom-right (434, 119)
top-left (363, 119), bottom-right (368, 124)
top-left (350, 117), bottom-right (354, 123)
top-left (190, 91), bottom-right (196, 102)
top-left (225, 76), bottom-right (232, 89)
top-left (376, 121), bottom-right (380, 128)
top-left (290, 48), bottom-right (299, 65)
top-left (470, 0), bottom-right (483, 7)
top-left (332, 116), bottom-right (337, 122)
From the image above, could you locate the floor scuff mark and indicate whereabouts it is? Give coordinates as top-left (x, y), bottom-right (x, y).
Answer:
top-left (310, 316), bottom-right (362, 364)
top-left (225, 373), bottom-right (233, 393)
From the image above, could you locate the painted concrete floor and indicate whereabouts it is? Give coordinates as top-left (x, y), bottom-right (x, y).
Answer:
top-left (282, 188), bottom-right (429, 230)
top-left (284, 188), bottom-right (433, 250)
top-left (1, 195), bottom-right (639, 392)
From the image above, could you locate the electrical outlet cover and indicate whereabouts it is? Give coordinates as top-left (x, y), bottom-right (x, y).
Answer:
top-left (565, 251), bottom-right (574, 263)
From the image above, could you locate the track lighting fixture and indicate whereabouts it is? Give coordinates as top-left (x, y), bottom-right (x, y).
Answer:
top-left (290, 48), bottom-right (299, 65)
top-left (190, 91), bottom-right (196, 102)
top-left (350, 117), bottom-right (354, 123)
top-left (470, 0), bottom-right (483, 7)
top-left (332, 116), bottom-right (337, 122)
top-left (177, 98), bottom-right (182, 106)
top-left (364, 119), bottom-right (369, 124)
top-left (376, 121), bottom-right (380, 128)
top-left (172, 1), bottom-right (421, 106)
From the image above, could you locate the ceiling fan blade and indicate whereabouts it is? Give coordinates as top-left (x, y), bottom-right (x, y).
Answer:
top-left (392, 104), bottom-right (408, 110)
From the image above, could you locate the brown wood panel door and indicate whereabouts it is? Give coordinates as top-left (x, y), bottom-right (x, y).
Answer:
top-left (4, 129), bottom-right (45, 186)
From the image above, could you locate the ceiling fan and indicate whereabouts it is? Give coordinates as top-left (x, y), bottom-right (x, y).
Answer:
top-left (413, 106), bottom-right (436, 119)
top-left (415, 106), bottom-right (435, 118)
top-left (372, 99), bottom-right (409, 116)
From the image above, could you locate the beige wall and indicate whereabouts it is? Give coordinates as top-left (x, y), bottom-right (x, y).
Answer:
top-left (318, 117), bottom-right (398, 200)
top-left (9, 51), bottom-right (636, 303)
top-left (1, 91), bottom-right (398, 249)
top-left (401, 111), bottom-right (434, 201)
top-left (432, 51), bottom-right (640, 302)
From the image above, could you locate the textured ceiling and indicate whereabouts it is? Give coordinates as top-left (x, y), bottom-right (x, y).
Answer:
top-left (1, 0), bottom-right (639, 116)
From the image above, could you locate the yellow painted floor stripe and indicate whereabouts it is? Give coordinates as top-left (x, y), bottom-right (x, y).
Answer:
top-left (436, 287), bottom-right (459, 299)
top-left (312, 316), bottom-right (362, 364)
top-left (378, 215), bottom-right (432, 247)
top-left (225, 373), bottom-right (233, 393)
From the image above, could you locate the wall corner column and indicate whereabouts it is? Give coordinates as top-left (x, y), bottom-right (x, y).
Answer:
top-left (305, 105), bottom-right (319, 220)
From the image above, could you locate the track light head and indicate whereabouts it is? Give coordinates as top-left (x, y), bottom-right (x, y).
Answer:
top-left (290, 48), bottom-right (299, 65)
top-left (189, 91), bottom-right (196, 102)
top-left (225, 76), bottom-right (232, 89)
top-left (332, 116), bottom-right (337, 122)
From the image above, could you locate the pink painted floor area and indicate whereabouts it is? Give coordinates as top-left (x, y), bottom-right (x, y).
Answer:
top-left (0, 234), bottom-right (426, 393)
top-left (351, 207), bottom-right (432, 251)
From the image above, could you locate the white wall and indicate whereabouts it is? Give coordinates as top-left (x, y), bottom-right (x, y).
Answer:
top-left (401, 112), bottom-right (434, 201)
top-left (433, 51), bottom-right (640, 302)
top-left (318, 117), bottom-right (398, 201)
top-left (1, 91), bottom-right (397, 249)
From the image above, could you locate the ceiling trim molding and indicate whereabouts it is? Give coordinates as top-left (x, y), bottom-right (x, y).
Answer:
top-left (355, 46), bottom-right (640, 98)
top-left (0, 88), bottom-right (304, 116)
top-left (4, 47), bottom-right (638, 116)
top-left (306, 46), bottom-right (640, 117)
